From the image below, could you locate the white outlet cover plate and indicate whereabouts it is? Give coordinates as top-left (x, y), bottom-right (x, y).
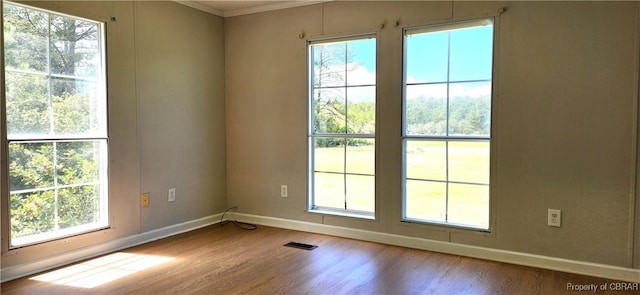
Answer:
top-left (168, 188), bottom-right (176, 202)
top-left (548, 208), bottom-right (561, 227)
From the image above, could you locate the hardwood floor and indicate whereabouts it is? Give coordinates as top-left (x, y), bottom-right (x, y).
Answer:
top-left (1, 225), bottom-right (637, 294)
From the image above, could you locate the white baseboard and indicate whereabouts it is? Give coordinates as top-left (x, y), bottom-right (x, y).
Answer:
top-left (234, 213), bottom-right (640, 283)
top-left (4, 212), bottom-right (638, 284)
top-left (0, 213), bottom-right (223, 283)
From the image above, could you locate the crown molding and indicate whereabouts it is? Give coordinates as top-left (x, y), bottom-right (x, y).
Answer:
top-left (174, 1), bottom-right (332, 18)
top-left (172, 1), bottom-right (224, 16)
top-left (224, 1), bottom-right (330, 17)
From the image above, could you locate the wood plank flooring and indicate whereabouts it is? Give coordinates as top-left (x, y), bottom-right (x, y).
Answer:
top-left (1, 224), bottom-right (637, 294)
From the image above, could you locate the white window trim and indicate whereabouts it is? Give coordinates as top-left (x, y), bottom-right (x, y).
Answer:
top-left (3, 1), bottom-right (110, 248)
top-left (401, 18), bottom-right (496, 231)
top-left (306, 33), bottom-right (377, 219)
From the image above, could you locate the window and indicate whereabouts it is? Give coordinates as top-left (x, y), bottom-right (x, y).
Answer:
top-left (3, 2), bottom-right (108, 247)
top-left (308, 36), bottom-right (376, 217)
top-left (402, 19), bottom-right (494, 229)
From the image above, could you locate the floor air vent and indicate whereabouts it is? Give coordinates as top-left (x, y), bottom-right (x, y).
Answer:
top-left (283, 242), bottom-right (318, 250)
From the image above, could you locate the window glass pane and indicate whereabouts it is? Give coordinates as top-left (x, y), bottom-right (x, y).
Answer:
top-left (314, 138), bottom-right (344, 173)
top-left (346, 38), bottom-right (375, 86)
top-left (448, 81), bottom-right (491, 137)
top-left (50, 16), bottom-right (101, 77)
top-left (346, 139), bottom-right (374, 175)
top-left (312, 42), bottom-right (346, 87)
top-left (310, 36), bottom-right (375, 217)
top-left (405, 83), bottom-right (447, 136)
top-left (52, 78), bottom-right (104, 136)
top-left (346, 86), bottom-right (375, 134)
top-left (405, 180), bottom-right (446, 222)
top-left (56, 141), bottom-right (102, 186)
top-left (4, 3), bottom-right (108, 247)
top-left (346, 175), bottom-right (374, 212)
top-left (448, 184), bottom-right (489, 228)
top-left (312, 88), bottom-right (346, 134)
top-left (314, 172), bottom-right (344, 209)
top-left (405, 140), bottom-right (446, 181)
top-left (3, 4), bottom-right (48, 73)
top-left (58, 185), bottom-right (100, 229)
top-left (5, 71), bottom-right (50, 137)
top-left (9, 142), bottom-right (55, 191)
top-left (448, 141), bottom-right (490, 184)
top-left (10, 190), bottom-right (55, 239)
top-left (405, 31), bottom-right (448, 83)
top-left (449, 25), bottom-right (493, 82)
top-left (403, 19), bottom-right (493, 229)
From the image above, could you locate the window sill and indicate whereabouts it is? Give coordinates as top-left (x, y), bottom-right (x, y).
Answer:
top-left (308, 208), bottom-right (375, 220)
top-left (10, 223), bottom-right (110, 249)
top-left (402, 218), bottom-right (491, 233)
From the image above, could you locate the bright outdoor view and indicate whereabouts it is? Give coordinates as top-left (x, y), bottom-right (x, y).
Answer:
top-left (4, 2), bottom-right (108, 246)
top-left (309, 37), bottom-right (376, 215)
top-left (403, 19), bottom-right (494, 229)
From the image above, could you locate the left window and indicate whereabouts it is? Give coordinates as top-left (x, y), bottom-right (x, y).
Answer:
top-left (3, 2), bottom-right (108, 247)
top-left (308, 36), bottom-right (376, 218)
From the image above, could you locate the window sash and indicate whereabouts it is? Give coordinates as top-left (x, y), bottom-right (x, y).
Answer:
top-left (308, 33), bottom-right (375, 46)
top-left (308, 36), bottom-right (376, 217)
top-left (402, 19), bottom-right (494, 230)
top-left (404, 18), bottom-right (493, 37)
top-left (3, 2), bottom-right (109, 248)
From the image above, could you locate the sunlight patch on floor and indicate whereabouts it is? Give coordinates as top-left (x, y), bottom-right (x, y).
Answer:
top-left (30, 252), bottom-right (175, 288)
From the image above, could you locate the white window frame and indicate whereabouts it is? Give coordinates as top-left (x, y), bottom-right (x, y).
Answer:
top-left (3, 1), bottom-right (109, 248)
top-left (402, 18), bottom-right (495, 231)
top-left (307, 34), bottom-right (377, 219)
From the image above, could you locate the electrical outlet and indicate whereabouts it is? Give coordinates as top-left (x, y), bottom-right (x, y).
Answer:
top-left (281, 185), bottom-right (288, 198)
top-left (141, 193), bottom-right (149, 207)
top-left (168, 188), bottom-right (176, 202)
top-left (548, 209), bottom-right (561, 227)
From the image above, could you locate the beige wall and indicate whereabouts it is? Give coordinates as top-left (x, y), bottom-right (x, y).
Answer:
top-left (1, 0), bottom-right (639, 276)
top-left (135, 1), bottom-right (227, 232)
top-left (225, 1), bottom-right (640, 268)
top-left (0, 1), bottom-right (226, 269)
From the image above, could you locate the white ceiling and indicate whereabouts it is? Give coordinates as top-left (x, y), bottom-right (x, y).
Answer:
top-left (174, 0), bottom-right (329, 17)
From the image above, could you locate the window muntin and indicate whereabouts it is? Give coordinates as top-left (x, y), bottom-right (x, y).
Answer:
top-left (308, 36), bottom-right (376, 217)
top-left (3, 2), bottom-right (108, 247)
top-left (403, 19), bottom-right (493, 229)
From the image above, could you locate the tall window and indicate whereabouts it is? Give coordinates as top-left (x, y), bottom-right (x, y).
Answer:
top-left (308, 36), bottom-right (376, 217)
top-left (402, 19), bottom-right (494, 229)
top-left (3, 2), bottom-right (108, 247)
